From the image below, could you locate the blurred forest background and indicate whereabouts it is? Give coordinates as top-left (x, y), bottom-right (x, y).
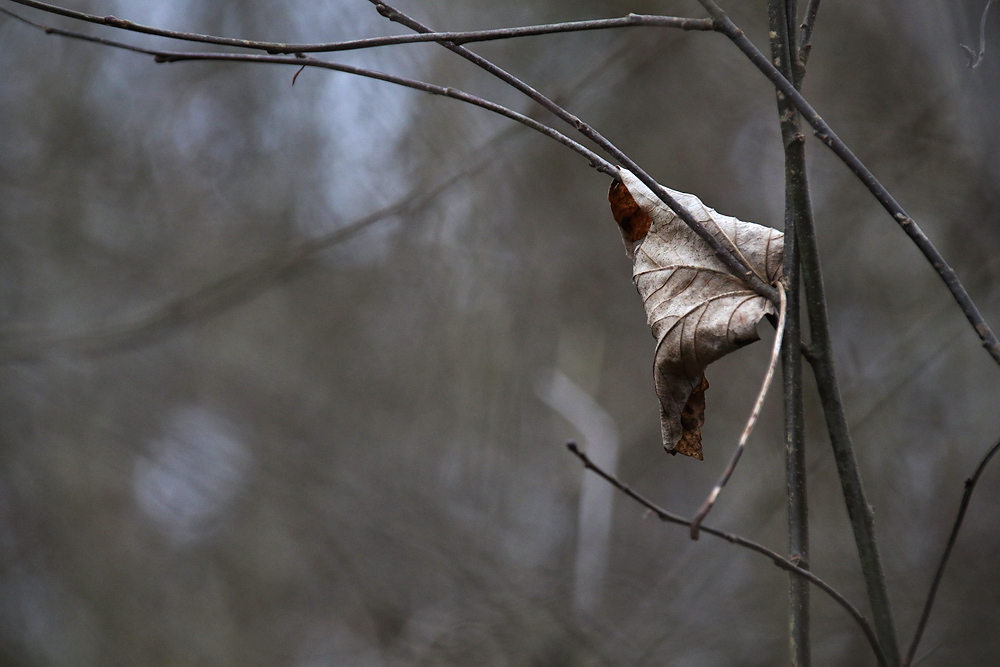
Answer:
top-left (1, 0), bottom-right (1000, 664)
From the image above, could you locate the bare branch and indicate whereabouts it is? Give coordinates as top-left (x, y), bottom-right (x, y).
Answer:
top-left (5, 0), bottom-right (775, 302)
top-left (367, 0), bottom-right (779, 306)
top-left (960, 0), bottom-right (995, 68)
top-left (694, 0), bottom-right (1000, 368)
top-left (4, 0), bottom-right (711, 53)
top-left (269, 15), bottom-right (714, 54)
top-left (0, 30), bottom-right (635, 361)
top-left (565, 443), bottom-right (888, 667)
top-left (797, 0), bottom-right (822, 69)
top-left (903, 436), bottom-right (1000, 666)
top-left (3, 8), bottom-right (617, 177)
top-left (771, 2), bottom-right (811, 662)
top-left (690, 283), bottom-right (786, 540)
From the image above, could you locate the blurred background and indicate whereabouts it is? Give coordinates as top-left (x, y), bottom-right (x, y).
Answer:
top-left (1, 0), bottom-right (1000, 664)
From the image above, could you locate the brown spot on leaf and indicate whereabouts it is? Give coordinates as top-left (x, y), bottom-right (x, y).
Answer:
top-left (609, 179), bottom-right (652, 242)
top-left (672, 375), bottom-right (708, 460)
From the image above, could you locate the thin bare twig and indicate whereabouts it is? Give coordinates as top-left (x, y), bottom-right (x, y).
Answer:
top-left (960, 0), bottom-right (995, 68)
top-left (565, 443), bottom-right (888, 667)
top-left (2, 8), bottom-right (617, 177)
top-left (4, 0), bottom-right (711, 53)
top-left (769, 1), bottom-right (810, 661)
top-left (903, 436), bottom-right (1000, 666)
top-left (717, 0), bottom-right (899, 656)
top-left (695, 1), bottom-right (907, 660)
top-left (695, 0), bottom-right (1000, 369)
top-left (797, 0), bottom-right (822, 69)
top-left (690, 283), bottom-right (786, 540)
top-left (5, 0), bottom-right (776, 302)
top-left (271, 15), bottom-right (714, 53)
top-left (1, 28), bottom-right (639, 362)
top-left (367, 0), bottom-right (779, 305)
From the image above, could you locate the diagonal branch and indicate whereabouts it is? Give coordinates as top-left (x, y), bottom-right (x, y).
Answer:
top-left (367, 0), bottom-right (779, 305)
top-left (565, 443), bottom-right (888, 667)
top-left (903, 436), bottom-right (1000, 666)
top-left (695, 0), bottom-right (1000, 368)
top-left (5, 0), bottom-right (773, 300)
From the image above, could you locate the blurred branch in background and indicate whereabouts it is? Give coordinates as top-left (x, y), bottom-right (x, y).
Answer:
top-left (961, 0), bottom-right (995, 68)
top-left (0, 148), bottom-right (479, 360)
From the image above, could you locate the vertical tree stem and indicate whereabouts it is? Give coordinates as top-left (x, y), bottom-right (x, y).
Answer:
top-left (789, 70), bottom-right (903, 667)
top-left (698, 0), bottom-right (900, 656)
top-left (769, 1), bottom-right (809, 664)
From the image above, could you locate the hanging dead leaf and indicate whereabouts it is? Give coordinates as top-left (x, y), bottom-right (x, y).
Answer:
top-left (610, 169), bottom-right (783, 460)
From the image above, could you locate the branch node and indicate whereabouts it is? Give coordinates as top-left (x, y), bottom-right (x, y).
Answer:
top-left (103, 15), bottom-right (128, 28)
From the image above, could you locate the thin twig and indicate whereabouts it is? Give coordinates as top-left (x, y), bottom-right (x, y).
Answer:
top-left (565, 443), bottom-right (888, 667)
top-left (960, 0), bottom-right (995, 68)
top-left (697, 0), bottom-right (902, 659)
top-left (273, 15), bottom-right (715, 53)
top-left (1, 27), bottom-right (636, 362)
top-left (6, 0), bottom-right (776, 302)
top-left (695, 0), bottom-right (1000, 369)
top-left (797, 0), bottom-right (822, 69)
top-left (3, 8), bottom-right (617, 177)
top-left (367, 0), bottom-right (779, 305)
top-left (690, 283), bottom-right (786, 539)
top-left (903, 436), bottom-right (1000, 666)
top-left (3, 0), bottom-right (711, 52)
top-left (770, 1), bottom-right (810, 662)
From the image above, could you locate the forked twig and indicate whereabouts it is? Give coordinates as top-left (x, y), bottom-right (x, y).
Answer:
top-left (565, 443), bottom-right (888, 667)
top-left (903, 436), bottom-right (1000, 666)
top-left (960, 0), bottom-right (995, 68)
top-left (689, 282), bottom-right (787, 540)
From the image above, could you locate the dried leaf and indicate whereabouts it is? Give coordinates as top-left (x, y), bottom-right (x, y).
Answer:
top-left (610, 169), bottom-right (783, 459)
